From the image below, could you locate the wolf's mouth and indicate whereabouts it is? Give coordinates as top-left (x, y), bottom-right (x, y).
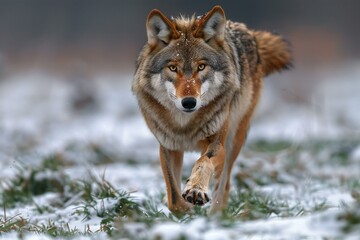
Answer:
top-left (182, 109), bottom-right (196, 113)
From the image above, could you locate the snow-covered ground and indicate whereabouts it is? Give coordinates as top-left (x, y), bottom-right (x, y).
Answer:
top-left (0, 64), bottom-right (359, 239)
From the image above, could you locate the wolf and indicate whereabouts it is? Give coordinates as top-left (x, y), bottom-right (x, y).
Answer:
top-left (132, 5), bottom-right (291, 214)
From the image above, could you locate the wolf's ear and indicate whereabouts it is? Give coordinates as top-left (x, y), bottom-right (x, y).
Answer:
top-left (195, 6), bottom-right (226, 42)
top-left (146, 9), bottom-right (178, 46)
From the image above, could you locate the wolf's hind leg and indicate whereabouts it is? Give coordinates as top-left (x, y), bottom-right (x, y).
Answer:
top-left (211, 95), bottom-right (260, 213)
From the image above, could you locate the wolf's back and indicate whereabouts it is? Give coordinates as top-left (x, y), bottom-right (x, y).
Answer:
top-left (253, 31), bottom-right (292, 76)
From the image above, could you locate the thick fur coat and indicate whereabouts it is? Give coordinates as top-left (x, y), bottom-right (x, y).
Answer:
top-left (132, 6), bottom-right (291, 214)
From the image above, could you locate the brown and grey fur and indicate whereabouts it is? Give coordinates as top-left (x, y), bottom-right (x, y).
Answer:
top-left (132, 6), bottom-right (291, 214)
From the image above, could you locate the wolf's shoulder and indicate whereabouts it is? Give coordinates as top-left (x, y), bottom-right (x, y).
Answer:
top-left (226, 20), bottom-right (256, 51)
top-left (226, 20), bottom-right (249, 34)
top-left (225, 20), bottom-right (259, 72)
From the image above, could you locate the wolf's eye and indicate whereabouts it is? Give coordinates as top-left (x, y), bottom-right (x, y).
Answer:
top-left (168, 65), bottom-right (177, 72)
top-left (198, 64), bottom-right (206, 71)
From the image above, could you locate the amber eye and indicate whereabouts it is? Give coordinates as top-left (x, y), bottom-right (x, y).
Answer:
top-left (168, 65), bottom-right (177, 72)
top-left (198, 64), bottom-right (206, 71)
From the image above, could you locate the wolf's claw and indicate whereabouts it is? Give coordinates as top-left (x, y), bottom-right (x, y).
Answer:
top-left (182, 188), bottom-right (210, 205)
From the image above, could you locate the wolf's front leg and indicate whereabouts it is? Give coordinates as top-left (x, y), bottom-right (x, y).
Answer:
top-left (182, 154), bottom-right (213, 205)
top-left (182, 136), bottom-right (226, 207)
top-left (159, 146), bottom-right (193, 214)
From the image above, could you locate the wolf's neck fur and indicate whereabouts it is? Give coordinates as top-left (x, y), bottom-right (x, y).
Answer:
top-left (169, 107), bottom-right (194, 127)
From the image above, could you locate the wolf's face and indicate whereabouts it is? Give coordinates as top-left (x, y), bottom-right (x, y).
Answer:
top-left (145, 7), bottom-right (233, 114)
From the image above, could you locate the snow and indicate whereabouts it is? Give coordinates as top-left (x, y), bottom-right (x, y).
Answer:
top-left (0, 64), bottom-right (360, 239)
top-left (235, 210), bottom-right (343, 238)
top-left (350, 145), bottom-right (360, 162)
top-left (151, 223), bottom-right (188, 240)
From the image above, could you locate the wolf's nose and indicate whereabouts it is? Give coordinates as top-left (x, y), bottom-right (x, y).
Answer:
top-left (181, 97), bottom-right (197, 110)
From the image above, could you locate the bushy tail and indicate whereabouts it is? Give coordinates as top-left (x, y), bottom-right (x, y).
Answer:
top-left (253, 31), bottom-right (292, 76)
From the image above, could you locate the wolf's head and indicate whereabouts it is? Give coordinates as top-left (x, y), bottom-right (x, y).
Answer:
top-left (139, 6), bottom-right (237, 114)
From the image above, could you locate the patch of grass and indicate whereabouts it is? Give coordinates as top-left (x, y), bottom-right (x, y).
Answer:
top-left (310, 200), bottom-right (330, 213)
top-left (243, 138), bottom-right (360, 187)
top-left (89, 143), bottom-right (117, 165)
top-left (73, 175), bottom-right (144, 235)
top-left (61, 141), bottom-right (117, 165)
top-left (247, 139), bottom-right (293, 153)
top-left (338, 203), bottom-right (360, 233)
top-left (301, 139), bottom-right (358, 166)
top-left (1, 156), bottom-right (147, 237)
top-left (0, 213), bottom-right (88, 237)
top-left (0, 154), bottom-right (183, 238)
top-left (223, 189), bottom-right (331, 223)
top-left (136, 198), bottom-right (174, 223)
top-left (32, 221), bottom-right (83, 237)
top-left (224, 190), bottom-right (293, 220)
top-left (0, 214), bottom-right (27, 233)
top-left (347, 179), bottom-right (360, 190)
top-left (236, 169), bottom-right (285, 189)
top-left (351, 190), bottom-right (360, 203)
top-left (0, 154), bottom-right (77, 208)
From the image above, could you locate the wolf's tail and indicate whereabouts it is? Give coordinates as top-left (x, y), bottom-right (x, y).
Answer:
top-left (253, 31), bottom-right (292, 76)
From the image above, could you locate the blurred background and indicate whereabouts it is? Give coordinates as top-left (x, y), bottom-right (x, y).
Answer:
top-left (1, 0), bottom-right (359, 73)
top-left (0, 0), bottom-right (359, 160)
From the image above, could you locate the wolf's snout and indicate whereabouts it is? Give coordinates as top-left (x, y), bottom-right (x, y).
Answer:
top-left (181, 97), bottom-right (197, 110)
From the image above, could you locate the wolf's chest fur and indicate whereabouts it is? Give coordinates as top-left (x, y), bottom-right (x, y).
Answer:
top-left (143, 91), bottom-right (232, 151)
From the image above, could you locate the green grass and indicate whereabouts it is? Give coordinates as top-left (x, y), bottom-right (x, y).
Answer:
top-left (247, 139), bottom-right (294, 153)
top-left (338, 202), bottom-right (360, 233)
top-left (1, 138), bottom-right (359, 238)
top-left (1, 154), bottom-right (75, 208)
top-left (0, 155), bottom-right (177, 237)
top-left (0, 214), bottom-right (27, 232)
top-left (225, 191), bottom-right (296, 220)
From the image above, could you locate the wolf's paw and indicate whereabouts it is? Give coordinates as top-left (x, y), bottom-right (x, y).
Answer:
top-left (182, 187), bottom-right (210, 206)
